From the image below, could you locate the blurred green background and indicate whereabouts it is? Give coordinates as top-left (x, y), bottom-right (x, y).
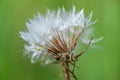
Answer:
top-left (0, 0), bottom-right (120, 80)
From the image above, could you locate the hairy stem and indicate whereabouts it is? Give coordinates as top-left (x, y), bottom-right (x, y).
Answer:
top-left (62, 61), bottom-right (70, 80)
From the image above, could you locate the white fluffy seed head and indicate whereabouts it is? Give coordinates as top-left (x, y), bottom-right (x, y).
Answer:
top-left (20, 7), bottom-right (101, 64)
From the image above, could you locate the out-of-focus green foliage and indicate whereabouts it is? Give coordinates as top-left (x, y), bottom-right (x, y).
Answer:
top-left (0, 0), bottom-right (120, 80)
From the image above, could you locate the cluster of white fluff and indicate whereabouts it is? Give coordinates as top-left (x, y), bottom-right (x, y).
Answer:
top-left (20, 7), bottom-right (103, 64)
